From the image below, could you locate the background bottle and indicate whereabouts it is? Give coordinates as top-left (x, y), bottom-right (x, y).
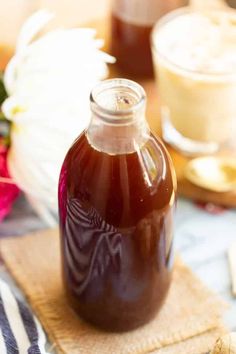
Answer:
top-left (111, 0), bottom-right (188, 77)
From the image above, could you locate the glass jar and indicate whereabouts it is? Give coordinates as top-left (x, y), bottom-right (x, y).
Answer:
top-left (58, 79), bottom-right (176, 332)
top-left (111, 0), bottom-right (188, 77)
top-left (152, 7), bottom-right (236, 156)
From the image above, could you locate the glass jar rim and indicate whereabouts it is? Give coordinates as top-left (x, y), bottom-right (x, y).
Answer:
top-left (90, 78), bottom-right (146, 124)
top-left (151, 6), bottom-right (236, 80)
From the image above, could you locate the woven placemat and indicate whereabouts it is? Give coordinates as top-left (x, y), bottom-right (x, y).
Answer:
top-left (0, 229), bottom-right (227, 354)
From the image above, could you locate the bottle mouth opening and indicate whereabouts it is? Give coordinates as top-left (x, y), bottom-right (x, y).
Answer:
top-left (90, 79), bottom-right (146, 124)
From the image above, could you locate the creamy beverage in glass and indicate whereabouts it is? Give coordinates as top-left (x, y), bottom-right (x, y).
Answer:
top-left (152, 7), bottom-right (236, 155)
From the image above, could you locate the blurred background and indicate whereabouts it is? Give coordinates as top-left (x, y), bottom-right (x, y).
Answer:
top-left (0, 0), bottom-right (109, 47)
top-left (0, 0), bottom-right (110, 69)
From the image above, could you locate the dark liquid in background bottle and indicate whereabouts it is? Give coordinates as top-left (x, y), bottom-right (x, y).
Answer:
top-left (226, 0), bottom-right (236, 7)
top-left (111, 0), bottom-right (188, 77)
top-left (59, 132), bottom-right (176, 332)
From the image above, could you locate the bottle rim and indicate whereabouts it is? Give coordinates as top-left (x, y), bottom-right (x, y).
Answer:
top-left (90, 78), bottom-right (146, 124)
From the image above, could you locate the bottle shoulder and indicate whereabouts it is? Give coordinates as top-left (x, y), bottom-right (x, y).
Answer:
top-left (62, 130), bottom-right (176, 195)
top-left (59, 130), bottom-right (176, 227)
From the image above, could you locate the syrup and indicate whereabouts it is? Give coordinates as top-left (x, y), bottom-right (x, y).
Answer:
top-left (58, 79), bottom-right (176, 331)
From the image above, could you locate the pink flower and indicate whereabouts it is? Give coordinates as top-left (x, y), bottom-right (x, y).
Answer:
top-left (0, 147), bottom-right (20, 222)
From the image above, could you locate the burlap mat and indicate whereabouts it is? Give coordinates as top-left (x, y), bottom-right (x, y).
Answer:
top-left (0, 229), bottom-right (227, 354)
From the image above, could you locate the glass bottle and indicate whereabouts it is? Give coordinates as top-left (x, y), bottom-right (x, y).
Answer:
top-left (58, 79), bottom-right (176, 332)
top-left (111, 0), bottom-right (188, 77)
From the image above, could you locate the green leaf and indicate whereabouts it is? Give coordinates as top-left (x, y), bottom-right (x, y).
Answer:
top-left (0, 120), bottom-right (10, 137)
top-left (0, 71), bottom-right (7, 106)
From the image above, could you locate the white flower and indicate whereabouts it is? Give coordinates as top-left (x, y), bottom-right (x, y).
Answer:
top-left (3, 10), bottom-right (115, 226)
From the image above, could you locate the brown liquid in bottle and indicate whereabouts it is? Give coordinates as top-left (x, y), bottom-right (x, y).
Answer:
top-left (111, 0), bottom-right (189, 77)
top-left (59, 131), bottom-right (176, 331)
top-left (111, 15), bottom-right (154, 77)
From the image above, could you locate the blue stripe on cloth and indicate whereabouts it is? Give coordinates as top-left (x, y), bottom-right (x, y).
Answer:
top-left (28, 344), bottom-right (41, 354)
top-left (0, 294), bottom-right (18, 354)
top-left (16, 299), bottom-right (41, 354)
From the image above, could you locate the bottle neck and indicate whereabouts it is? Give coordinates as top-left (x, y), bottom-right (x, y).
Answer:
top-left (86, 79), bottom-right (150, 155)
top-left (87, 110), bottom-right (150, 155)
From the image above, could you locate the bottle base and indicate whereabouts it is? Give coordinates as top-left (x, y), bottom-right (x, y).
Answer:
top-left (65, 282), bottom-right (171, 333)
top-left (72, 304), bottom-right (160, 332)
